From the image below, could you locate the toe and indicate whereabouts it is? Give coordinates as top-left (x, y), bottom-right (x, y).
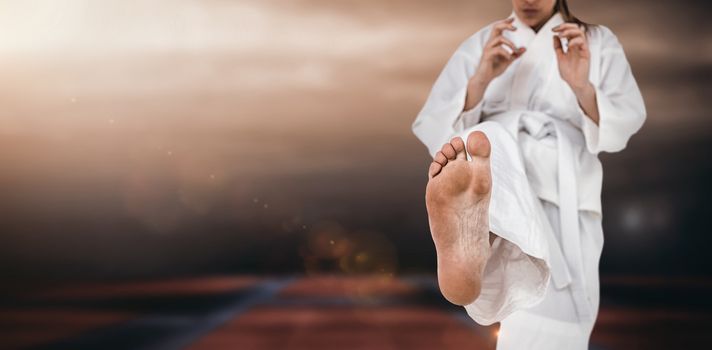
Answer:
top-left (434, 151), bottom-right (448, 166)
top-left (441, 143), bottom-right (457, 160)
top-left (450, 137), bottom-right (467, 160)
top-left (428, 161), bottom-right (442, 178)
top-left (466, 131), bottom-right (491, 158)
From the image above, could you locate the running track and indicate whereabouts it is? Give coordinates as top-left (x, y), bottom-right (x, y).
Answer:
top-left (1, 275), bottom-right (710, 349)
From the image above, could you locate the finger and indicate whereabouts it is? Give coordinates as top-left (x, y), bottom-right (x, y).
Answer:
top-left (434, 151), bottom-right (448, 166)
top-left (552, 23), bottom-right (580, 32)
top-left (553, 36), bottom-right (564, 59)
top-left (490, 18), bottom-right (516, 39)
top-left (493, 47), bottom-right (514, 61)
top-left (489, 36), bottom-right (517, 52)
top-left (556, 28), bottom-right (585, 40)
top-left (512, 47), bottom-right (526, 58)
top-left (567, 37), bottom-right (586, 51)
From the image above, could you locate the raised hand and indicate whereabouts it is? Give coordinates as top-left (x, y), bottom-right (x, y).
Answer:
top-left (552, 23), bottom-right (591, 92)
top-left (473, 17), bottom-right (526, 85)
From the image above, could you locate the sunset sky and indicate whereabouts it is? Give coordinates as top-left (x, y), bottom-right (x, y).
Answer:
top-left (0, 0), bottom-right (710, 280)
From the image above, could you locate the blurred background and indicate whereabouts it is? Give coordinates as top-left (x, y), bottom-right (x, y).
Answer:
top-left (0, 0), bottom-right (710, 349)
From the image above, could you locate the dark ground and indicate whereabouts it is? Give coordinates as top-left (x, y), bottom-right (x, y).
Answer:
top-left (1, 274), bottom-right (710, 350)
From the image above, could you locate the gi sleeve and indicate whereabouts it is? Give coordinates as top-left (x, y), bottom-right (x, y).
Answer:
top-left (412, 34), bottom-right (486, 157)
top-left (455, 99), bottom-right (486, 135)
top-left (579, 26), bottom-right (646, 154)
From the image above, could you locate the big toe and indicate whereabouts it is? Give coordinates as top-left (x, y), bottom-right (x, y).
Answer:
top-left (466, 131), bottom-right (491, 158)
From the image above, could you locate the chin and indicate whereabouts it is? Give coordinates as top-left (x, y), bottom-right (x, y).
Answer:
top-left (518, 13), bottom-right (539, 23)
top-left (523, 18), bottom-right (540, 27)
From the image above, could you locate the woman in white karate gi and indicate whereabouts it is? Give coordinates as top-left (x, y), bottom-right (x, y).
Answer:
top-left (412, 0), bottom-right (645, 348)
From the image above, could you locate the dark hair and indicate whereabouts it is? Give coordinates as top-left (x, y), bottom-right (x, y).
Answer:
top-left (555, 0), bottom-right (594, 31)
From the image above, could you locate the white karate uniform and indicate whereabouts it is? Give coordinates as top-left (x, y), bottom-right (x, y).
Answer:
top-left (412, 11), bottom-right (645, 349)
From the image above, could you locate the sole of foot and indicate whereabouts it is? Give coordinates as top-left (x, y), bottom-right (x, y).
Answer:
top-left (425, 130), bottom-right (492, 306)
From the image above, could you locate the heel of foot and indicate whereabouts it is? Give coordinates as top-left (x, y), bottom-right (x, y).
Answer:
top-left (436, 247), bottom-right (489, 306)
top-left (438, 270), bottom-right (483, 306)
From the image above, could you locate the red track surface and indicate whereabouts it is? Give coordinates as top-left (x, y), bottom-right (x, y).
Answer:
top-left (1, 275), bottom-right (710, 349)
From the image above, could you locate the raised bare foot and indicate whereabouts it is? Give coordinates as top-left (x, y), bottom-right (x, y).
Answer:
top-left (425, 131), bottom-right (492, 306)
